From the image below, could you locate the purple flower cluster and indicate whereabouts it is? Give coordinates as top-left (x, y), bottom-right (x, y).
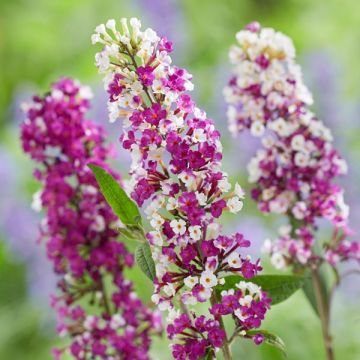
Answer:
top-left (167, 313), bottom-right (226, 359)
top-left (224, 22), bottom-right (360, 270)
top-left (93, 18), bottom-right (270, 359)
top-left (212, 281), bottom-right (271, 331)
top-left (21, 78), bottom-right (161, 359)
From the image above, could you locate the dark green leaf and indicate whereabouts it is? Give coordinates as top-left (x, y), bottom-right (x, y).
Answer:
top-left (135, 242), bottom-right (156, 281)
top-left (216, 274), bottom-right (304, 305)
top-left (200, 350), bottom-right (215, 360)
top-left (88, 164), bottom-right (141, 226)
top-left (289, 219), bottom-right (332, 317)
top-left (247, 330), bottom-right (287, 357)
top-left (302, 266), bottom-right (330, 318)
top-left (302, 275), bottom-right (319, 316)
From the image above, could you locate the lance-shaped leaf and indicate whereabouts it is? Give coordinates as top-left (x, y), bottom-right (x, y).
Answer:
top-left (246, 330), bottom-right (287, 357)
top-left (301, 242), bottom-right (331, 318)
top-left (302, 265), bottom-right (330, 318)
top-left (135, 242), bottom-right (156, 281)
top-left (200, 349), bottom-right (215, 360)
top-left (88, 164), bottom-right (141, 226)
top-left (302, 275), bottom-right (319, 316)
top-left (289, 219), bottom-right (331, 317)
top-left (216, 274), bottom-right (305, 305)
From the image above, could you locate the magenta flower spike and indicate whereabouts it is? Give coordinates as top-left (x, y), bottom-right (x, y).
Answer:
top-left (92, 18), bottom-right (271, 359)
top-left (21, 78), bottom-right (161, 360)
top-left (224, 22), bottom-right (360, 271)
top-left (224, 22), bottom-right (360, 360)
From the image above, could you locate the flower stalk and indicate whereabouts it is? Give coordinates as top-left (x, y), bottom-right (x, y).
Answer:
top-left (224, 21), bottom-right (360, 360)
top-left (210, 292), bottom-right (232, 360)
top-left (21, 78), bottom-right (161, 359)
top-left (93, 18), bottom-right (271, 359)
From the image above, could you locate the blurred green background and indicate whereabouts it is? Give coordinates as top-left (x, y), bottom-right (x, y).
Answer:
top-left (0, 0), bottom-right (360, 359)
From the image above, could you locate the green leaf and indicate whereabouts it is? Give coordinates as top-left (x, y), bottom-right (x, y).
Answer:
top-left (302, 275), bottom-right (319, 316)
top-left (289, 219), bottom-right (332, 317)
top-left (200, 350), bottom-right (215, 360)
top-left (88, 164), bottom-right (141, 226)
top-left (135, 242), bottom-right (156, 281)
top-left (302, 266), bottom-right (330, 318)
top-left (300, 240), bottom-right (331, 317)
top-left (246, 330), bottom-right (287, 357)
top-left (216, 274), bottom-right (305, 305)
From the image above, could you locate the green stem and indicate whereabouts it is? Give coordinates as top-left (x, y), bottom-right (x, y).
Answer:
top-left (311, 268), bottom-right (335, 360)
top-left (124, 46), bottom-right (155, 105)
top-left (99, 275), bottom-right (112, 316)
top-left (180, 300), bottom-right (192, 320)
top-left (210, 292), bottom-right (232, 360)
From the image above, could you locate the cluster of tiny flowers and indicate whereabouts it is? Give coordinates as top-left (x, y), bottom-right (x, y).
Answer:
top-left (93, 18), bottom-right (270, 359)
top-left (21, 78), bottom-right (161, 360)
top-left (211, 281), bottom-right (271, 330)
top-left (224, 22), bottom-right (360, 270)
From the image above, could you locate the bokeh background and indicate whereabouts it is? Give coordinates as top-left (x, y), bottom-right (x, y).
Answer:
top-left (0, 0), bottom-right (359, 359)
